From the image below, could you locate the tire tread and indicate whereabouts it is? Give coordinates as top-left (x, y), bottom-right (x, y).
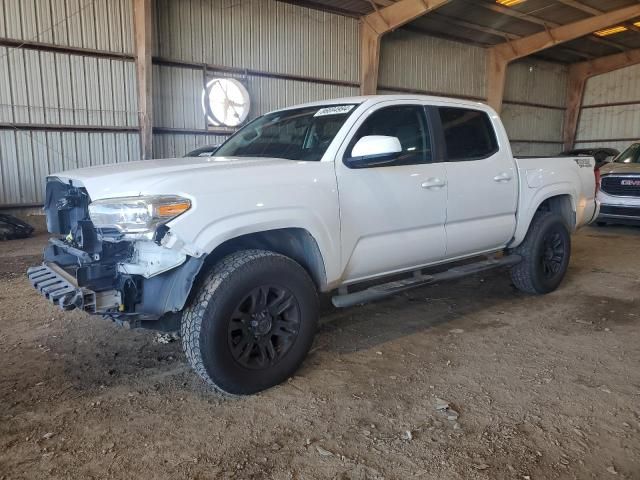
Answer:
top-left (510, 211), bottom-right (569, 295)
top-left (181, 249), bottom-right (284, 397)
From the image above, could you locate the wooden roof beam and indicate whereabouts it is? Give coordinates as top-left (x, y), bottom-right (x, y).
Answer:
top-left (556, 0), bottom-right (639, 44)
top-left (486, 3), bottom-right (640, 112)
top-left (360, 0), bottom-right (451, 94)
top-left (471, 0), bottom-right (552, 27)
top-left (563, 48), bottom-right (640, 149)
top-left (572, 48), bottom-right (640, 77)
top-left (429, 12), bottom-right (594, 61)
top-left (470, 0), bottom-right (627, 52)
top-left (364, 0), bottom-right (452, 34)
top-left (492, 5), bottom-right (640, 62)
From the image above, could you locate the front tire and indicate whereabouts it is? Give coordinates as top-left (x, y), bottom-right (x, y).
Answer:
top-left (510, 212), bottom-right (571, 294)
top-left (181, 250), bottom-right (318, 396)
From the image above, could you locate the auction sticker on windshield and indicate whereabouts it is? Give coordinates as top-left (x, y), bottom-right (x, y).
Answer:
top-left (314, 105), bottom-right (355, 117)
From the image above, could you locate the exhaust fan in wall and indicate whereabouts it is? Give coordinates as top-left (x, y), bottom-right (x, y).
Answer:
top-left (202, 78), bottom-right (251, 128)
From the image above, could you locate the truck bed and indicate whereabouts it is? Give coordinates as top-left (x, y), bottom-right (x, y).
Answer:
top-left (513, 155), bottom-right (598, 240)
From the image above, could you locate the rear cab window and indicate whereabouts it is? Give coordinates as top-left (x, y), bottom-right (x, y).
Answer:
top-left (437, 107), bottom-right (498, 161)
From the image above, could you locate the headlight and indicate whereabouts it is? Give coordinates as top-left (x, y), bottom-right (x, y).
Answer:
top-left (88, 195), bottom-right (191, 237)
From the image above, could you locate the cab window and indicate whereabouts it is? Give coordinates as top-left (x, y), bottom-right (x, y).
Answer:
top-left (348, 105), bottom-right (431, 165)
top-left (438, 107), bottom-right (498, 161)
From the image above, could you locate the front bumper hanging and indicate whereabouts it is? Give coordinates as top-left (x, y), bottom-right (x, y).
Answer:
top-left (27, 263), bottom-right (121, 313)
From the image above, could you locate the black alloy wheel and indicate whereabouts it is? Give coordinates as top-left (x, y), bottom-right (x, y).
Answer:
top-left (540, 231), bottom-right (566, 279)
top-left (181, 249), bottom-right (318, 396)
top-left (510, 212), bottom-right (571, 294)
top-left (228, 285), bottom-right (301, 369)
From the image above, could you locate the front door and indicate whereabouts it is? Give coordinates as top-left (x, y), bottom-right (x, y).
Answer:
top-left (336, 102), bottom-right (448, 283)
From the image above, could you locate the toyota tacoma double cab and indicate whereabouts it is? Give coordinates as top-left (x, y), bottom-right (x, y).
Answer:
top-left (29, 95), bottom-right (599, 395)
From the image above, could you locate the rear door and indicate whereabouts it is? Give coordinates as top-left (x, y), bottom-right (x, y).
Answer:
top-left (336, 102), bottom-right (448, 283)
top-left (434, 106), bottom-right (518, 258)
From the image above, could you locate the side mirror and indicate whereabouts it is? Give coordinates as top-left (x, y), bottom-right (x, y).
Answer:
top-left (345, 135), bottom-right (402, 169)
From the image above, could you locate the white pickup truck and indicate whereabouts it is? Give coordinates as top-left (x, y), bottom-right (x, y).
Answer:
top-left (29, 95), bottom-right (598, 395)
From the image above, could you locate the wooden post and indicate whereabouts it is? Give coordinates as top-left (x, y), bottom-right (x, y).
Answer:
top-left (133, 0), bottom-right (153, 160)
top-left (359, 0), bottom-right (451, 95)
top-left (486, 49), bottom-right (508, 113)
top-left (562, 65), bottom-right (588, 151)
top-left (360, 22), bottom-right (382, 95)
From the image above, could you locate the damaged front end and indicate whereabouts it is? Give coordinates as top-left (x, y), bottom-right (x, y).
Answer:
top-left (28, 178), bottom-right (203, 328)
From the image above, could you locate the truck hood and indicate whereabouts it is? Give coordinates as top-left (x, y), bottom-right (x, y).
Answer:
top-left (52, 156), bottom-right (296, 200)
top-left (600, 162), bottom-right (640, 176)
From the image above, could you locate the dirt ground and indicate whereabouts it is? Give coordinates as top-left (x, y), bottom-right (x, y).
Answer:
top-left (0, 226), bottom-right (639, 479)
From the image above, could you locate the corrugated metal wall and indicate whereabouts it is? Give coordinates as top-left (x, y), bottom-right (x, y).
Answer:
top-left (151, 0), bottom-right (360, 158)
top-left (0, 0), bottom-right (138, 205)
top-left (154, 66), bottom-right (359, 128)
top-left (0, 0), bottom-right (134, 53)
top-left (378, 29), bottom-right (486, 99)
top-left (242, 76), bottom-right (358, 118)
top-left (0, 48), bottom-right (137, 127)
top-left (152, 67), bottom-right (359, 157)
top-left (502, 60), bottom-right (567, 157)
top-left (576, 63), bottom-right (640, 150)
top-left (379, 32), bottom-right (567, 157)
top-left (153, 133), bottom-right (227, 159)
top-left (154, 5), bottom-right (571, 160)
top-left (504, 60), bottom-right (568, 107)
top-left (1, 0), bottom-right (573, 205)
top-left (153, 64), bottom-right (206, 131)
top-left (0, 130), bottom-right (140, 205)
top-left (582, 63), bottom-right (640, 105)
top-left (154, 0), bottom-right (359, 82)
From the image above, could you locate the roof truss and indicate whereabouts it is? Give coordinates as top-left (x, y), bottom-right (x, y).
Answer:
top-left (563, 48), bottom-right (640, 149)
top-left (487, 3), bottom-right (640, 112)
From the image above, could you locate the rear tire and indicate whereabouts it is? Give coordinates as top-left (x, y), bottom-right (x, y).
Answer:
top-left (510, 212), bottom-right (571, 294)
top-left (181, 249), bottom-right (318, 396)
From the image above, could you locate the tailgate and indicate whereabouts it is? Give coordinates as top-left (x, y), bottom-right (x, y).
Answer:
top-left (573, 157), bottom-right (598, 225)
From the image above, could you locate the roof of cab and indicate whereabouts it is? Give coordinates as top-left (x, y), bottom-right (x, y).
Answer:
top-left (271, 94), bottom-right (491, 114)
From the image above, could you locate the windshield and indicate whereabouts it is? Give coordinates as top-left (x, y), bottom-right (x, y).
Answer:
top-left (614, 143), bottom-right (640, 164)
top-left (214, 104), bottom-right (357, 161)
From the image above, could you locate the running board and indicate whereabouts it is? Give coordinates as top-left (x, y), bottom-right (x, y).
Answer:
top-left (331, 255), bottom-right (522, 308)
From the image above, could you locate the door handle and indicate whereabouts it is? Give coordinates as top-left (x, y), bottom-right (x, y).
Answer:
top-left (421, 178), bottom-right (446, 189)
top-left (493, 172), bottom-right (512, 182)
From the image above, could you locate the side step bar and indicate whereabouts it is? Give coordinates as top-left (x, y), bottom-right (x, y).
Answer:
top-left (331, 254), bottom-right (522, 308)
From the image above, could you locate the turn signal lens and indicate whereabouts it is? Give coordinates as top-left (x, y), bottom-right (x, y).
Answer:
top-left (158, 201), bottom-right (191, 218)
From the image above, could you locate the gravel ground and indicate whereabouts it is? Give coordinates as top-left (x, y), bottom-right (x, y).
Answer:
top-left (0, 226), bottom-right (639, 479)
